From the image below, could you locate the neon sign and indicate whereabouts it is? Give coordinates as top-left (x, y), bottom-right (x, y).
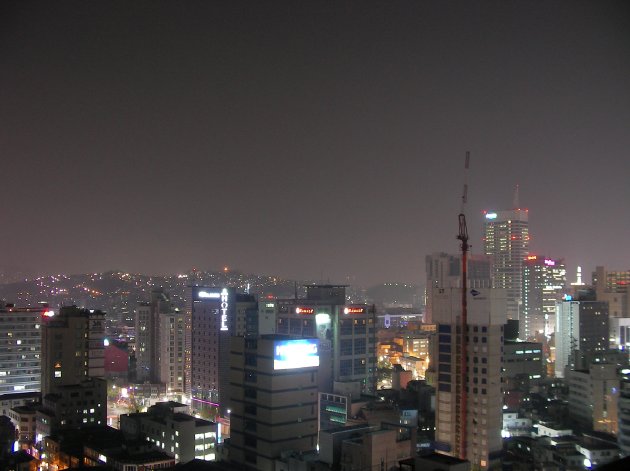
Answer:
top-left (485, 212), bottom-right (497, 219)
top-left (220, 288), bottom-right (229, 331)
top-left (544, 259), bottom-right (556, 266)
top-left (198, 291), bottom-right (221, 299)
top-left (344, 307), bottom-right (365, 314)
top-left (527, 255), bottom-right (538, 260)
top-left (295, 307), bottom-right (314, 314)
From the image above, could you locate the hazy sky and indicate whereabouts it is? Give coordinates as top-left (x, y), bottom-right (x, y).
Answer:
top-left (2, 1), bottom-right (629, 286)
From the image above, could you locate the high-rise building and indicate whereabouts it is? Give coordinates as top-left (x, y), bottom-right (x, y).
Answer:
top-left (619, 371), bottom-right (630, 457)
top-left (522, 256), bottom-right (566, 340)
top-left (554, 298), bottom-right (609, 378)
top-left (0, 303), bottom-right (48, 396)
top-left (275, 285), bottom-right (376, 395)
top-left (228, 335), bottom-right (319, 471)
top-left (38, 306), bottom-right (107, 440)
top-left (425, 252), bottom-right (492, 323)
top-left (432, 287), bottom-right (506, 470)
top-left (483, 208), bottom-right (529, 320)
top-left (188, 287), bottom-right (257, 412)
top-left (40, 306), bottom-right (105, 396)
top-left (136, 289), bottom-right (185, 393)
top-left (593, 266), bottom-right (630, 318)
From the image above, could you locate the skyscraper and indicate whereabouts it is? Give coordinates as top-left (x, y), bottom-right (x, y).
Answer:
top-left (522, 256), bottom-right (566, 340)
top-left (40, 306), bottom-right (105, 395)
top-left (38, 306), bottom-right (107, 439)
top-left (432, 287), bottom-right (506, 470)
top-left (188, 286), bottom-right (257, 413)
top-left (0, 303), bottom-right (47, 396)
top-left (136, 289), bottom-right (185, 393)
top-left (554, 298), bottom-right (609, 378)
top-left (483, 208), bottom-right (529, 321)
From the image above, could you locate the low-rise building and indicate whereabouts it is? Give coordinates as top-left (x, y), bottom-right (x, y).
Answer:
top-left (120, 401), bottom-right (216, 463)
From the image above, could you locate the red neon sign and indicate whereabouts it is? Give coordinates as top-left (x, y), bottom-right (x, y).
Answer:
top-left (344, 307), bottom-right (365, 314)
top-left (295, 307), bottom-right (314, 314)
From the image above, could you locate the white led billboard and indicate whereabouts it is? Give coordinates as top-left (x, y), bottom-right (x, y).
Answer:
top-left (273, 339), bottom-right (319, 370)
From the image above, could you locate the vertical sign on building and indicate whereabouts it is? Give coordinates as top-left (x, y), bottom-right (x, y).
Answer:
top-left (220, 288), bottom-right (229, 331)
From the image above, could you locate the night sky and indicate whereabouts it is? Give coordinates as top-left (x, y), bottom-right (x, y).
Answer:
top-left (2, 1), bottom-right (629, 286)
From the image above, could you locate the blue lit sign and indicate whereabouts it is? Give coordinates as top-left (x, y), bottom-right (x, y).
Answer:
top-left (485, 212), bottom-right (497, 219)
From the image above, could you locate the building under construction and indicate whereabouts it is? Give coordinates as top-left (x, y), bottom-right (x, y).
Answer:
top-left (432, 287), bottom-right (506, 470)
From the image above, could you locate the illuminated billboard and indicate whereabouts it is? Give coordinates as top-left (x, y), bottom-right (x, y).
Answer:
top-left (274, 339), bottom-right (319, 370)
top-left (344, 307), bottom-right (365, 314)
top-left (295, 307), bottom-right (314, 314)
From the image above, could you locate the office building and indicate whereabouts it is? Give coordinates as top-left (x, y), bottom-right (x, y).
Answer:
top-left (275, 284), bottom-right (376, 395)
top-left (593, 266), bottom-right (630, 318)
top-left (425, 253), bottom-right (492, 323)
top-left (0, 304), bottom-right (46, 396)
top-left (483, 208), bottom-right (529, 320)
top-left (188, 286), bottom-right (257, 412)
top-left (228, 335), bottom-right (319, 471)
top-left (41, 306), bottom-right (105, 395)
top-left (567, 363), bottom-right (619, 434)
top-left (432, 287), bottom-right (506, 470)
top-left (555, 299), bottom-right (609, 378)
top-left (503, 340), bottom-right (544, 386)
top-left (39, 306), bottom-right (107, 439)
top-left (136, 289), bottom-right (185, 393)
top-left (522, 256), bottom-right (566, 340)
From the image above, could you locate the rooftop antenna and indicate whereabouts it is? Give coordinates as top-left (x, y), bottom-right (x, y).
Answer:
top-left (513, 184), bottom-right (520, 209)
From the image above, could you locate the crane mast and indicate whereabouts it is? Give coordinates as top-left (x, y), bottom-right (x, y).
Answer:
top-left (456, 152), bottom-right (470, 460)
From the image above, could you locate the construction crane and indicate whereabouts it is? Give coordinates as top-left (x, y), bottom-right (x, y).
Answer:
top-left (456, 151), bottom-right (470, 460)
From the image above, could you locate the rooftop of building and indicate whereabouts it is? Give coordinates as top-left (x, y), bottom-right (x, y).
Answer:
top-left (0, 391), bottom-right (40, 401)
top-left (108, 450), bottom-right (175, 464)
top-left (504, 340), bottom-right (542, 346)
top-left (417, 452), bottom-right (469, 465)
top-left (11, 404), bottom-right (38, 413)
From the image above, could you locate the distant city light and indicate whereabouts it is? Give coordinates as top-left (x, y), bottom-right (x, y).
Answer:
top-left (485, 212), bottom-right (497, 219)
top-left (198, 291), bottom-right (221, 299)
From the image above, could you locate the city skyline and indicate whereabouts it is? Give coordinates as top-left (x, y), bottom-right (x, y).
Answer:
top-left (2, 1), bottom-right (629, 286)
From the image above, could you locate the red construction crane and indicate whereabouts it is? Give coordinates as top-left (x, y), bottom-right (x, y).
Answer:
top-left (456, 151), bottom-right (470, 460)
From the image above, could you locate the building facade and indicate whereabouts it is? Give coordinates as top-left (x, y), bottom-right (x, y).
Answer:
top-left (228, 335), bottom-right (319, 471)
top-left (40, 306), bottom-right (105, 396)
top-left (567, 363), bottom-right (619, 434)
top-left (275, 285), bottom-right (376, 395)
top-left (522, 256), bottom-right (566, 340)
top-left (554, 299), bottom-right (609, 378)
top-left (120, 401), bottom-right (216, 463)
top-left (483, 208), bottom-right (529, 320)
top-left (136, 289), bottom-right (185, 393)
top-left (0, 304), bottom-right (47, 396)
top-left (432, 287), bottom-right (506, 470)
top-left (188, 287), bottom-right (257, 412)
top-left (425, 253), bottom-right (492, 324)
